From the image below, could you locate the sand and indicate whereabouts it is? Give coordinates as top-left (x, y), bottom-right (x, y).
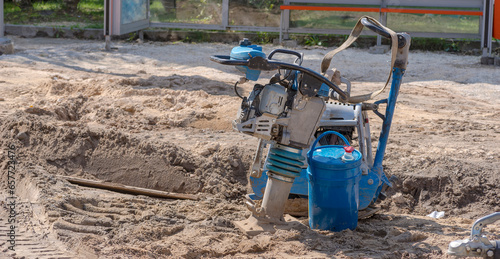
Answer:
top-left (0, 36), bottom-right (499, 258)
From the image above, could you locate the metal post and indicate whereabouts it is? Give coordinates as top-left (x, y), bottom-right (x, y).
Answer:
top-left (279, 11), bottom-right (283, 44)
top-left (221, 0), bottom-right (229, 29)
top-left (482, 0), bottom-right (494, 56)
top-left (1, 0), bottom-right (4, 37)
top-left (138, 29), bottom-right (144, 43)
top-left (487, 0), bottom-right (494, 55)
top-left (105, 35), bottom-right (111, 51)
top-left (283, 0), bottom-right (290, 40)
top-left (104, 0), bottom-right (111, 51)
top-left (0, 0), bottom-right (14, 55)
top-left (377, 0), bottom-right (387, 46)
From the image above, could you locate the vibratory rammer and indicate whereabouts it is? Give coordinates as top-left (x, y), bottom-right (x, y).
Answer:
top-left (211, 16), bottom-right (499, 258)
top-left (211, 16), bottom-right (409, 234)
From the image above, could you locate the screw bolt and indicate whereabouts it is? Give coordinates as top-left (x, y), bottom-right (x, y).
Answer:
top-left (487, 250), bottom-right (494, 257)
top-left (368, 179), bottom-right (374, 185)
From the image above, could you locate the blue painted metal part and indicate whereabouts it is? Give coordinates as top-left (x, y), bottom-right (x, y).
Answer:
top-left (249, 145), bottom-right (306, 198)
top-left (358, 173), bottom-right (381, 210)
top-left (266, 146), bottom-right (304, 178)
top-left (318, 83), bottom-right (330, 97)
top-left (292, 71), bottom-right (300, 90)
top-left (358, 67), bottom-right (405, 209)
top-left (269, 148), bottom-right (304, 162)
top-left (250, 169), bottom-right (309, 198)
top-left (230, 44), bottom-right (266, 81)
top-left (372, 67), bottom-right (405, 184)
top-left (249, 173), bottom-right (267, 198)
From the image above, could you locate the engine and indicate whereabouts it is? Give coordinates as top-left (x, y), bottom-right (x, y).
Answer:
top-left (233, 77), bottom-right (326, 149)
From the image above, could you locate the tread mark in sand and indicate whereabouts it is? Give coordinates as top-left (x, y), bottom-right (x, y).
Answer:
top-left (0, 206), bottom-right (76, 259)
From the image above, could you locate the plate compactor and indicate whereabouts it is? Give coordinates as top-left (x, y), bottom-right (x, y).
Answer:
top-left (211, 16), bottom-right (410, 235)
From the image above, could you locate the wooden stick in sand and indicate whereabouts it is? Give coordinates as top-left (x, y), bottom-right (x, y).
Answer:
top-left (61, 176), bottom-right (198, 200)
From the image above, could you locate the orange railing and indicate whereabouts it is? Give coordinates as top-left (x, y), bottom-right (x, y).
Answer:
top-left (278, 3), bottom-right (486, 44)
top-left (280, 5), bottom-right (483, 16)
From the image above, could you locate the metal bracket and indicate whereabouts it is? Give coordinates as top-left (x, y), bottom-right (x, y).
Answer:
top-left (471, 212), bottom-right (500, 239)
top-left (247, 56), bottom-right (279, 71)
top-left (448, 212), bottom-right (500, 258)
top-left (299, 73), bottom-right (323, 97)
top-left (373, 99), bottom-right (387, 121)
top-left (249, 139), bottom-right (271, 179)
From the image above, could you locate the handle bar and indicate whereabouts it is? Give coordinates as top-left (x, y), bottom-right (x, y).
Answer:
top-left (210, 55), bottom-right (347, 100)
top-left (268, 49), bottom-right (304, 66)
top-left (361, 18), bottom-right (407, 48)
top-left (361, 18), bottom-right (391, 39)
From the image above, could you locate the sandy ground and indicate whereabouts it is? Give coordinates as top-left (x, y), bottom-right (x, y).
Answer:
top-left (0, 36), bottom-right (499, 258)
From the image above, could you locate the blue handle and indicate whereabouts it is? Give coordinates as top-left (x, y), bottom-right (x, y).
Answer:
top-left (308, 131), bottom-right (350, 163)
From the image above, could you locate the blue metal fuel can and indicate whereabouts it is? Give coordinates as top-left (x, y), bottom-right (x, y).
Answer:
top-left (307, 131), bottom-right (362, 231)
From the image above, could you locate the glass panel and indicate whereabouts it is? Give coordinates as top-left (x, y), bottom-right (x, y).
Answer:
top-left (387, 13), bottom-right (480, 34)
top-left (150, 0), bottom-right (222, 24)
top-left (228, 0), bottom-right (282, 27)
top-left (121, 0), bottom-right (148, 25)
top-left (290, 11), bottom-right (378, 29)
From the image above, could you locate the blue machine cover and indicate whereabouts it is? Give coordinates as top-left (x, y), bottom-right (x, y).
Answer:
top-left (230, 44), bottom-right (266, 81)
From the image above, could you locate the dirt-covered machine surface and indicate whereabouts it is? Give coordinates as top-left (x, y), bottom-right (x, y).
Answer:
top-left (0, 34), bottom-right (499, 258)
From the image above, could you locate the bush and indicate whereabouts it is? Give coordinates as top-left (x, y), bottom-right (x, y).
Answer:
top-left (13, 0), bottom-right (33, 9)
top-left (233, 0), bottom-right (280, 11)
top-left (62, 0), bottom-right (81, 13)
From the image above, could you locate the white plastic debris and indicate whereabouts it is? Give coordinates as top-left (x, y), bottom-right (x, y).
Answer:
top-left (427, 211), bottom-right (445, 219)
